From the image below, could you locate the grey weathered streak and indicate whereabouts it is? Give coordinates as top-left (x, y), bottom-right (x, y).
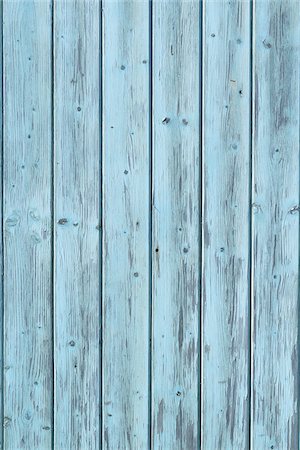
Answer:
top-left (201, 1), bottom-right (251, 449)
top-left (102, 1), bottom-right (150, 448)
top-left (54, 1), bottom-right (101, 449)
top-left (3, 0), bottom-right (53, 448)
top-left (251, 1), bottom-right (300, 448)
top-left (152, 1), bottom-right (201, 448)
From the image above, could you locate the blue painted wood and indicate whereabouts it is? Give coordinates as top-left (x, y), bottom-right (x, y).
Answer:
top-left (152, 1), bottom-right (201, 448)
top-left (3, 1), bottom-right (53, 448)
top-left (0, 0), bottom-right (300, 448)
top-left (102, 1), bottom-right (150, 448)
top-left (202, 1), bottom-right (251, 448)
top-left (251, 1), bottom-right (300, 448)
top-left (53, 1), bottom-right (101, 448)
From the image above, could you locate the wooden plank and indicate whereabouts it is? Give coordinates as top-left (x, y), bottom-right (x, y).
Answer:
top-left (3, 1), bottom-right (53, 448)
top-left (251, 1), bottom-right (300, 448)
top-left (152, 1), bottom-right (200, 448)
top-left (201, 1), bottom-right (251, 448)
top-left (102, 1), bottom-right (150, 448)
top-left (53, 1), bottom-right (101, 448)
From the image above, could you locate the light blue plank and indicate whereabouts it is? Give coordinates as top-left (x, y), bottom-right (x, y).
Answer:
top-left (152, 1), bottom-right (201, 448)
top-left (201, 1), bottom-right (251, 448)
top-left (251, 1), bottom-right (300, 448)
top-left (102, 1), bottom-right (150, 448)
top-left (54, 1), bottom-right (101, 448)
top-left (3, 1), bottom-right (53, 448)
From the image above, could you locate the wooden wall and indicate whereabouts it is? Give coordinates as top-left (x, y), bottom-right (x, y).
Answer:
top-left (1, 0), bottom-right (299, 449)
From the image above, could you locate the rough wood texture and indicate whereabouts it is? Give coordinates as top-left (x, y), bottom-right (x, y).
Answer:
top-left (251, 1), bottom-right (300, 448)
top-left (3, 1), bottom-right (53, 448)
top-left (102, 1), bottom-right (150, 448)
top-left (152, 1), bottom-right (200, 448)
top-left (53, 1), bottom-right (101, 449)
top-left (201, 1), bottom-right (251, 449)
top-left (0, 1), bottom-right (300, 448)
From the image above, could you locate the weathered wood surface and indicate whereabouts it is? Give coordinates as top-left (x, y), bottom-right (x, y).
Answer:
top-left (152, 1), bottom-right (201, 448)
top-left (102, 1), bottom-right (150, 449)
top-left (3, 1), bottom-right (53, 448)
top-left (202, 1), bottom-right (251, 449)
top-left (54, 1), bottom-right (101, 449)
top-left (251, 1), bottom-right (300, 448)
top-left (0, 0), bottom-right (299, 449)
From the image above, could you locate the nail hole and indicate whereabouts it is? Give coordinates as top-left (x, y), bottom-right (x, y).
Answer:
top-left (289, 205), bottom-right (300, 214)
top-left (263, 39), bottom-right (272, 49)
top-left (58, 218), bottom-right (68, 225)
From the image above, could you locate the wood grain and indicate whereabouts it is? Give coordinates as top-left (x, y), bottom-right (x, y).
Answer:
top-left (3, 1), bottom-right (53, 448)
top-left (251, 1), bottom-right (300, 448)
top-left (202, 1), bottom-right (251, 448)
top-left (152, 1), bottom-right (200, 448)
top-left (53, 1), bottom-right (101, 448)
top-left (0, 1), bottom-right (299, 448)
top-left (102, 1), bottom-right (150, 448)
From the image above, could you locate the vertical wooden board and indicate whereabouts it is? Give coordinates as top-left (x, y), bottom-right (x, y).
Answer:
top-left (202, 1), bottom-right (251, 449)
top-left (3, 1), bottom-right (53, 448)
top-left (252, 1), bottom-right (300, 448)
top-left (54, 1), bottom-right (100, 448)
top-left (152, 1), bottom-right (200, 448)
top-left (102, 1), bottom-right (150, 448)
